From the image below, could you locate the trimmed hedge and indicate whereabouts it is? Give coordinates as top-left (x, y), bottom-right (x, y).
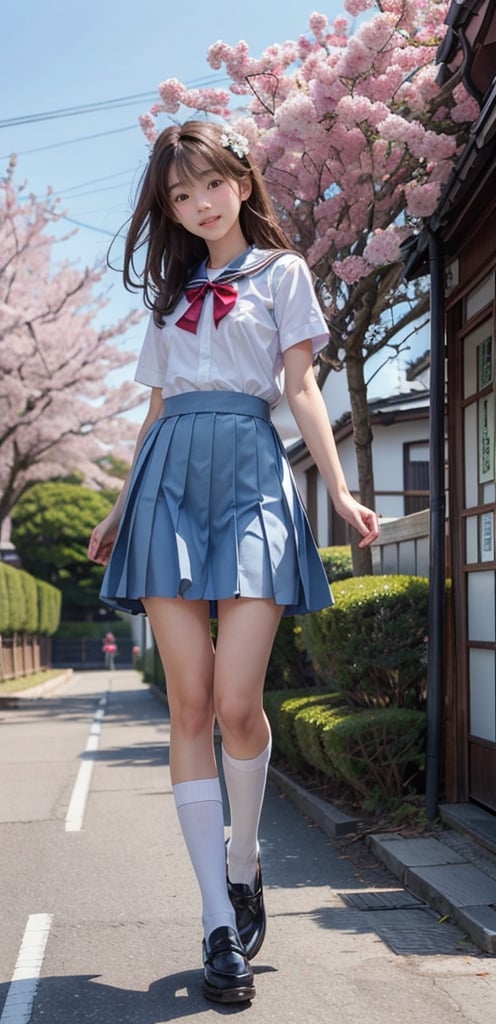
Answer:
top-left (264, 690), bottom-right (342, 772)
top-left (319, 545), bottom-right (353, 583)
top-left (265, 688), bottom-right (426, 811)
top-left (37, 580), bottom-right (62, 635)
top-left (321, 707), bottom-right (426, 809)
top-left (265, 575), bottom-right (430, 810)
top-left (0, 564), bottom-right (10, 634)
top-left (20, 570), bottom-right (38, 633)
top-left (0, 563), bottom-right (61, 636)
top-left (293, 702), bottom-right (350, 777)
top-left (297, 575), bottom-right (429, 707)
top-left (265, 546), bottom-right (352, 691)
top-left (3, 564), bottom-right (27, 632)
top-left (265, 617), bottom-right (310, 690)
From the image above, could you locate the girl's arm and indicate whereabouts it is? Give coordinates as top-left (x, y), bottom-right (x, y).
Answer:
top-left (88, 386), bottom-right (164, 564)
top-left (283, 340), bottom-right (380, 548)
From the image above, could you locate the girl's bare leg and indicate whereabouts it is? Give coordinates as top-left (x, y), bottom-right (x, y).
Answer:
top-left (215, 598), bottom-right (283, 890)
top-left (214, 597), bottom-right (283, 758)
top-left (142, 596), bottom-right (236, 936)
top-left (143, 597), bottom-right (215, 783)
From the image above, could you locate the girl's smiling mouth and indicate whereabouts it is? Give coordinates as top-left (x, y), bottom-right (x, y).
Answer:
top-left (200, 215), bottom-right (220, 227)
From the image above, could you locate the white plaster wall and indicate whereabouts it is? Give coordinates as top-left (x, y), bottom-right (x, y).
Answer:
top-left (274, 364), bottom-right (429, 541)
top-left (310, 416), bottom-right (430, 542)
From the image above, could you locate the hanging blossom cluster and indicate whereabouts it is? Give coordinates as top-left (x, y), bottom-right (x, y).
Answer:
top-left (139, 0), bottom-right (479, 296)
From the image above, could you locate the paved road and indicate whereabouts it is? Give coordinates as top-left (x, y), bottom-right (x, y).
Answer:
top-left (1, 670), bottom-right (495, 1024)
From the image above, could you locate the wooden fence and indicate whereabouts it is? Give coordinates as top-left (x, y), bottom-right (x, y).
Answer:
top-left (372, 509), bottom-right (430, 577)
top-left (0, 634), bottom-right (52, 682)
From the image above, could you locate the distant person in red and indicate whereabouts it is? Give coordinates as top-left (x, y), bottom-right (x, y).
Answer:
top-left (102, 631), bottom-right (117, 670)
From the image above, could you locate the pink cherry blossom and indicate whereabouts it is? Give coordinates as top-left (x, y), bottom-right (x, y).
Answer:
top-left (309, 12), bottom-right (329, 41)
top-left (337, 36), bottom-right (373, 77)
top-left (404, 181), bottom-right (442, 217)
top-left (344, 0), bottom-right (374, 15)
top-left (364, 227), bottom-right (402, 266)
top-left (136, 0), bottom-right (479, 524)
top-left (333, 17), bottom-right (349, 36)
top-left (0, 170), bottom-right (144, 524)
top-left (139, 113), bottom-right (158, 144)
top-left (333, 255), bottom-right (370, 284)
top-left (451, 82), bottom-right (480, 123)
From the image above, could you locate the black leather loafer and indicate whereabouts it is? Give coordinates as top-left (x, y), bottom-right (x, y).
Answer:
top-left (202, 926), bottom-right (255, 1004)
top-left (227, 857), bottom-right (266, 960)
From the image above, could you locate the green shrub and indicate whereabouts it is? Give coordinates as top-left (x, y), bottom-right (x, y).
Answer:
top-left (37, 580), bottom-right (62, 635)
top-left (293, 701), bottom-right (350, 776)
top-left (0, 565), bottom-right (61, 636)
top-left (265, 617), bottom-right (311, 690)
top-left (298, 575), bottom-right (429, 708)
top-left (319, 546), bottom-right (353, 583)
top-left (321, 707), bottom-right (426, 810)
top-left (2, 563), bottom-right (27, 632)
top-left (266, 689), bottom-right (426, 811)
top-left (0, 565), bottom-right (9, 634)
top-left (263, 550), bottom-right (352, 692)
top-left (264, 689), bottom-right (309, 770)
top-left (19, 571), bottom-right (38, 633)
top-left (264, 689), bottom-right (339, 772)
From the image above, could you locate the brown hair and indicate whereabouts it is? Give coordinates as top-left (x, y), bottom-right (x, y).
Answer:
top-left (121, 120), bottom-right (294, 324)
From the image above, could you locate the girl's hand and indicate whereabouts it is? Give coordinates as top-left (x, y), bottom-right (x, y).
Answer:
top-left (88, 514), bottom-right (120, 565)
top-left (334, 493), bottom-right (380, 548)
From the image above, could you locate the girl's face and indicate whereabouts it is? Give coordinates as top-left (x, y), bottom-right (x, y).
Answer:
top-left (167, 159), bottom-right (251, 252)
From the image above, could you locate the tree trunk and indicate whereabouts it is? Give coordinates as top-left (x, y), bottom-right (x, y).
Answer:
top-left (345, 346), bottom-right (376, 576)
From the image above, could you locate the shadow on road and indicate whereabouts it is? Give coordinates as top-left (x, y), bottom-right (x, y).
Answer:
top-left (0, 970), bottom-right (263, 1023)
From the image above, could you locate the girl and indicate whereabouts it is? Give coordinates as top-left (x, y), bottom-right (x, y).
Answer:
top-left (88, 120), bottom-right (379, 1005)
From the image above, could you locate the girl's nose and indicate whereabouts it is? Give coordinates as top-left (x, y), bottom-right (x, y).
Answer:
top-left (197, 195), bottom-right (211, 210)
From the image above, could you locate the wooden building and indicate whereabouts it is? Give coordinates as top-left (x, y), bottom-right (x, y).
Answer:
top-left (406, 0), bottom-right (496, 812)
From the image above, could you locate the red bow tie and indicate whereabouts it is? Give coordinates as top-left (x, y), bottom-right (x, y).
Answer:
top-left (175, 281), bottom-right (238, 334)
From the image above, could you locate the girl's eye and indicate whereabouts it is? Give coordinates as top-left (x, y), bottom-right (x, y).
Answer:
top-left (208, 179), bottom-right (223, 190)
top-left (174, 192), bottom-right (188, 203)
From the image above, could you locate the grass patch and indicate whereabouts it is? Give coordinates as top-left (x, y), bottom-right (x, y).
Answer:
top-left (0, 669), bottom-right (69, 695)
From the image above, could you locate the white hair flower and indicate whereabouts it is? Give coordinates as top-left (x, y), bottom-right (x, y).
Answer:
top-left (220, 128), bottom-right (250, 160)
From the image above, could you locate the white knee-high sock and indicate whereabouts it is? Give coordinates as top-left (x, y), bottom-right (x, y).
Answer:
top-left (173, 777), bottom-right (236, 938)
top-left (222, 740), bottom-right (272, 889)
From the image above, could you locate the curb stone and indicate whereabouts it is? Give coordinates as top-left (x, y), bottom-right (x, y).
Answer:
top-left (268, 766), bottom-right (496, 955)
top-left (369, 832), bottom-right (496, 955)
top-left (268, 764), bottom-right (360, 838)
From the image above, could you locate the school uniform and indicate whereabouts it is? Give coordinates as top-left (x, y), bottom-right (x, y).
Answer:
top-left (100, 246), bottom-right (334, 617)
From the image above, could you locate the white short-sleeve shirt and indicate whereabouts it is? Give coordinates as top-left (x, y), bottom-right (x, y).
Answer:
top-left (135, 247), bottom-right (329, 408)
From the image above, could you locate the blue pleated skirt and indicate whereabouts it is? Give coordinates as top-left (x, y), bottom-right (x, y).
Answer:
top-left (99, 391), bottom-right (333, 617)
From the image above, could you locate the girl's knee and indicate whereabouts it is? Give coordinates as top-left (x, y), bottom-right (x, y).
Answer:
top-left (168, 678), bottom-right (214, 739)
top-left (215, 692), bottom-right (262, 743)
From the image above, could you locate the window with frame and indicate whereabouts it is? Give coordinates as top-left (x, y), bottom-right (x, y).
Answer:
top-left (404, 442), bottom-right (430, 515)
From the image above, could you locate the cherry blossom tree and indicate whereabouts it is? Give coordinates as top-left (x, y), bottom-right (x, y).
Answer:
top-left (139, 0), bottom-right (479, 571)
top-left (0, 161), bottom-right (144, 528)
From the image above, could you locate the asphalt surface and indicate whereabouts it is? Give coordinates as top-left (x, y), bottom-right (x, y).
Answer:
top-left (1, 669), bottom-right (496, 1024)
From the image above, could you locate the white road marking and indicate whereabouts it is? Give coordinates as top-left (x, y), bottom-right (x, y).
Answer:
top-left (0, 914), bottom-right (53, 1024)
top-left (65, 693), bottom-right (108, 832)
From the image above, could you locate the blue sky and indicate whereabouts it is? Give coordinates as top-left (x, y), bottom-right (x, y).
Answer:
top-left (1, 0), bottom-right (425, 401)
top-left (1, 1), bottom-right (347, 285)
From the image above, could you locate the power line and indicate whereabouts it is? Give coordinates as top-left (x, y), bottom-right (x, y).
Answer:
top-left (57, 180), bottom-right (135, 201)
top-left (0, 91), bottom-right (158, 128)
top-left (0, 124), bottom-right (138, 159)
top-left (0, 75), bottom-right (228, 129)
top-left (62, 215), bottom-right (119, 237)
top-left (52, 168), bottom-right (137, 198)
